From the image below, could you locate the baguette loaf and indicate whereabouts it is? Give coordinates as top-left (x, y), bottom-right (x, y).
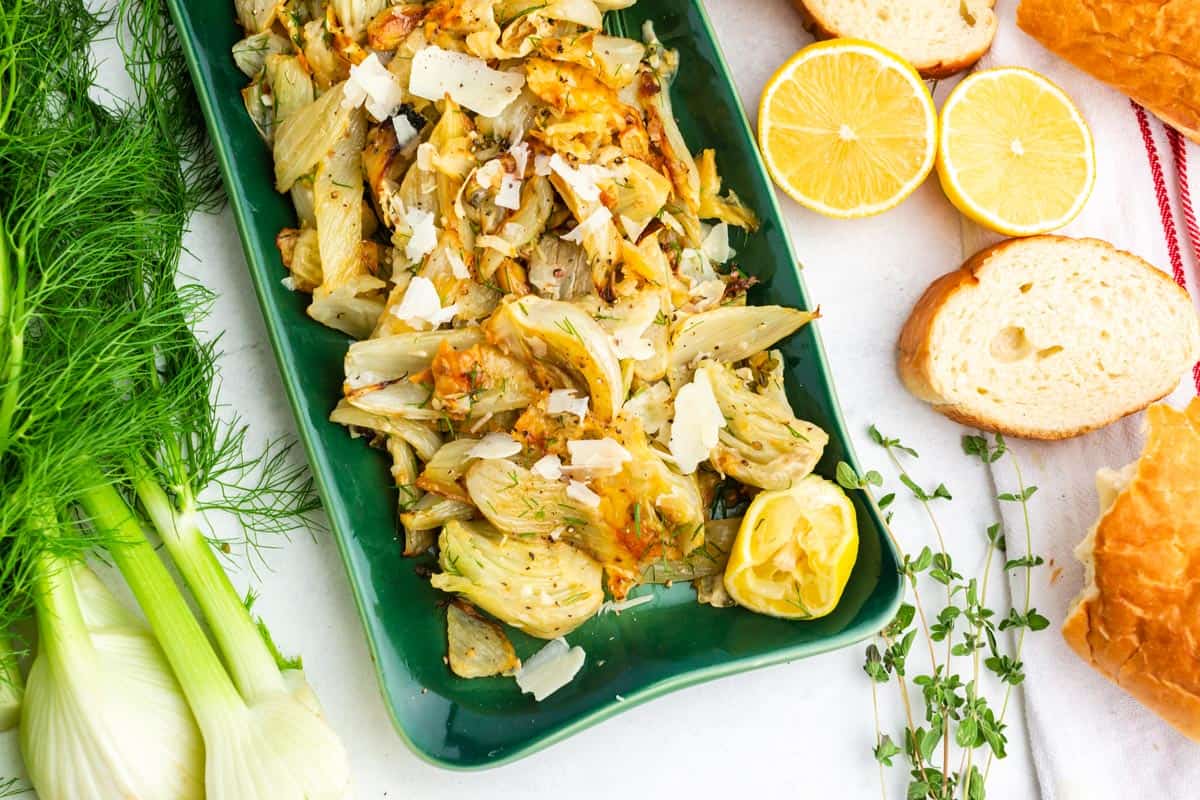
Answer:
top-left (898, 236), bottom-right (1200, 440)
top-left (1017, 0), bottom-right (1200, 144)
top-left (1063, 398), bottom-right (1200, 741)
top-left (793, 0), bottom-right (997, 79)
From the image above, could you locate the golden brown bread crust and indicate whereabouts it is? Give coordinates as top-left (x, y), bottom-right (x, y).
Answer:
top-left (1063, 399), bottom-right (1200, 742)
top-left (896, 236), bottom-right (1188, 440)
top-left (1017, 0), bottom-right (1200, 144)
top-left (792, 0), bottom-right (995, 79)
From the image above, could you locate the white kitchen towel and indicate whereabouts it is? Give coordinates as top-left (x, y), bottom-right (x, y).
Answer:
top-left (979, 5), bottom-right (1200, 799)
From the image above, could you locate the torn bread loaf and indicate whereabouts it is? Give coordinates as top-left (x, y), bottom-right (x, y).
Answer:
top-left (793, 0), bottom-right (998, 78)
top-left (898, 236), bottom-right (1200, 439)
top-left (1018, 0), bottom-right (1200, 144)
top-left (1063, 398), bottom-right (1200, 741)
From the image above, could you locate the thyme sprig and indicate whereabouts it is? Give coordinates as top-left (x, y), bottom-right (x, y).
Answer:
top-left (838, 429), bottom-right (1045, 800)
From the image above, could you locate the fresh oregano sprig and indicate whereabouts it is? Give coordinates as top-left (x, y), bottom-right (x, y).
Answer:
top-left (838, 429), bottom-right (1046, 800)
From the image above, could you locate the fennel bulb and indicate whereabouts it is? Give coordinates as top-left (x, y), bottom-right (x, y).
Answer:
top-left (81, 478), bottom-right (352, 800)
top-left (20, 553), bottom-right (204, 800)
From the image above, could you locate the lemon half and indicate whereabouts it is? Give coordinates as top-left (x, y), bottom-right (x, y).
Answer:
top-left (723, 475), bottom-right (858, 620)
top-left (757, 39), bottom-right (938, 219)
top-left (937, 67), bottom-right (1095, 236)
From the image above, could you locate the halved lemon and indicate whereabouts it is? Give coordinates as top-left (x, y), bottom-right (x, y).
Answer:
top-left (757, 39), bottom-right (937, 218)
top-left (723, 475), bottom-right (858, 620)
top-left (937, 67), bottom-right (1095, 236)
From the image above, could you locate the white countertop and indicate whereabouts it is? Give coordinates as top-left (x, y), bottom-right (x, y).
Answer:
top-left (1, 1), bottom-right (1064, 796)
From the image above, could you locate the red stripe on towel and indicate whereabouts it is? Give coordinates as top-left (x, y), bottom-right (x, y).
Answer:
top-left (1167, 127), bottom-right (1200, 270)
top-left (1131, 101), bottom-right (1200, 394)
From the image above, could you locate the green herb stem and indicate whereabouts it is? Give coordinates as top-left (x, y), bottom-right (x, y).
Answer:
top-left (0, 216), bottom-right (26, 458)
top-left (881, 446), bottom-right (955, 799)
top-left (864, 491), bottom-right (939, 795)
top-left (870, 669), bottom-right (888, 800)
top-left (959, 535), bottom-right (996, 799)
top-left (984, 451), bottom-right (1033, 783)
top-left (0, 631), bottom-right (22, 731)
top-left (886, 634), bottom-right (934, 789)
top-left (849, 429), bottom-right (1042, 800)
top-left (130, 468), bottom-right (287, 702)
top-left (77, 475), bottom-right (244, 723)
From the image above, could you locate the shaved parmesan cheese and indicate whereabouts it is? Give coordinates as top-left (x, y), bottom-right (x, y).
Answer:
top-left (515, 638), bottom-right (586, 701)
top-left (531, 454), bottom-right (563, 480)
top-left (446, 248), bottom-right (470, 279)
top-left (534, 154), bottom-right (552, 176)
top-left (496, 172), bottom-right (522, 209)
top-left (612, 334), bottom-right (655, 362)
top-left (409, 46), bottom-right (524, 117)
top-left (608, 298), bottom-right (659, 361)
top-left (562, 206), bottom-right (612, 245)
top-left (689, 280), bottom-right (726, 311)
top-left (566, 438), bottom-right (631, 477)
top-left (679, 248), bottom-right (719, 284)
top-left (510, 142), bottom-right (530, 175)
top-left (701, 222), bottom-right (734, 263)
top-left (599, 594), bottom-right (654, 615)
top-left (392, 275), bottom-right (458, 329)
top-left (468, 432), bottom-right (523, 460)
top-left (343, 53), bottom-right (405, 120)
top-left (404, 207), bottom-right (438, 263)
top-left (392, 114), bottom-right (419, 148)
top-left (623, 381), bottom-right (672, 435)
top-left (679, 247), bottom-right (726, 311)
top-left (669, 369), bottom-right (725, 474)
top-left (546, 389), bottom-right (589, 421)
top-left (475, 159), bottom-right (504, 187)
top-left (416, 142), bottom-right (435, 171)
top-left (280, 276), bottom-right (297, 291)
top-left (548, 154), bottom-right (613, 203)
top-left (566, 480), bottom-right (602, 509)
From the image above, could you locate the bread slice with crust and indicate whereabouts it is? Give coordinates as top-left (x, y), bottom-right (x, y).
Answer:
top-left (898, 236), bottom-right (1200, 440)
top-left (1063, 398), bottom-right (1200, 741)
top-left (793, 0), bottom-right (998, 79)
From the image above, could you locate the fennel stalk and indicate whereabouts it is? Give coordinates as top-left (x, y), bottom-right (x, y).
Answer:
top-left (1, 0), bottom-right (344, 796)
top-left (80, 479), bottom-right (351, 800)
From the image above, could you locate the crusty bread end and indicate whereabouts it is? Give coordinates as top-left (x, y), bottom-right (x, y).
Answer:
top-left (1062, 399), bottom-right (1200, 742)
top-left (1018, 0), bottom-right (1200, 145)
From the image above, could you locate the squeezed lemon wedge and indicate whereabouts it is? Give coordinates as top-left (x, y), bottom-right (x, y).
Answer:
top-left (723, 475), bottom-right (858, 619)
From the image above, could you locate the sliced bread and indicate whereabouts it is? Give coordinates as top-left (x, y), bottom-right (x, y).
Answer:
top-left (898, 236), bottom-right (1200, 440)
top-left (793, 0), bottom-right (998, 79)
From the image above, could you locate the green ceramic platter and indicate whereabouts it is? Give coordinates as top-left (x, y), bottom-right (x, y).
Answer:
top-left (164, 0), bottom-right (903, 769)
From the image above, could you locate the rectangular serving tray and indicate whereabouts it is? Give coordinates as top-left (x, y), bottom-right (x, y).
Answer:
top-left (165, 0), bottom-right (903, 769)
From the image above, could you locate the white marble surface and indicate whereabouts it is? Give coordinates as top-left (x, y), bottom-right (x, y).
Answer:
top-left (2, 0), bottom-right (1091, 795)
